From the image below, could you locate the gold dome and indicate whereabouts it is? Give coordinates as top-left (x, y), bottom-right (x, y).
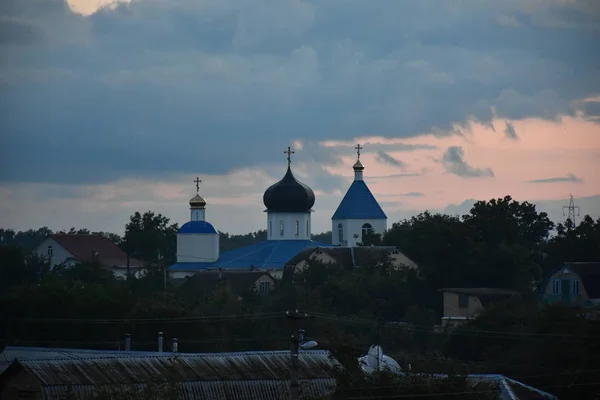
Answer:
top-left (189, 194), bottom-right (206, 208)
top-left (353, 159), bottom-right (365, 171)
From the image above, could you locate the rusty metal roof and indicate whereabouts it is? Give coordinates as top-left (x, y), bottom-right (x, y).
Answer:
top-left (6, 350), bottom-right (339, 400)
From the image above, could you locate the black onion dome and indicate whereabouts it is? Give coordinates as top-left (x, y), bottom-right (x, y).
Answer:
top-left (263, 167), bottom-right (315, 212)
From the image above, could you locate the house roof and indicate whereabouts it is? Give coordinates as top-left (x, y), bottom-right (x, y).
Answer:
top-left (562, 262), bottom-right (600, 299)
top-left (49, 234), bottom-right (143, 267)
top-left (0, 346), bottom-right (156, 374)
top-left (168, 239), bottom-right (333, 271)
top-left (282, 246), bottom-right (417, 280)
top-left (332, 180), bottom-right (387, 220)
top-left (179, 271), bottom-right (275, 294)
top-left (285, 246), bottom-right (416, 269)
top-left (1, 350), bottom-right (339, 400)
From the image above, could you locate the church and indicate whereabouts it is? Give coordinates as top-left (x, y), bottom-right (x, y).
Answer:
top-left (168, 145), bottom-right (389, 279)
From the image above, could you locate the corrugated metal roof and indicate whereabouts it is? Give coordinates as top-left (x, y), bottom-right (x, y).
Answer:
top-left (8, 350), bottom-right (338, 400)
top-left (332, 180), bottom-right (387, 220)
top-left (0, 346), bottom-right (156, 374)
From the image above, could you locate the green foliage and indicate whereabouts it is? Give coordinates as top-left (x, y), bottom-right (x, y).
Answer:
top-left (1, 196), bottom-right (600, 399)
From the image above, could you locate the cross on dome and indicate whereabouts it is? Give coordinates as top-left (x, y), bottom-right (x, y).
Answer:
top-left (194, 177), bottom-right (202, 193)
top-left (355, 144), bottom-right (363, 159)
top-left (284, 146), bottom-right (295, 167)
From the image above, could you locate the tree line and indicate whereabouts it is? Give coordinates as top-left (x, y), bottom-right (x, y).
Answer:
top-left (1, 195), bottom-right (599, 399)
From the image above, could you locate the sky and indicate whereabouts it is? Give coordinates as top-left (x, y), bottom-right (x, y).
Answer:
top-left (1, 0), bottom-right (599, 236)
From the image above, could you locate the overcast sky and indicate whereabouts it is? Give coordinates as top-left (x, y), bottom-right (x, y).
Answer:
top-left (1, 0), bottom-right (599, 235)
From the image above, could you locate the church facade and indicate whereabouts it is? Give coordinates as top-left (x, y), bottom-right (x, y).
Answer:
top-left (168, 144), bottom-right (389, 278)
top-left (331, 145), bottom-right (387, 247)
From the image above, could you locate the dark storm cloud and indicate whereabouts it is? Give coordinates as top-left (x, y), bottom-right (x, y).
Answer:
top-left (527, 173), bottom-right (583, 184)
top-left (442, 146), bottom-right (495, 178)
top-left (0, 0), bottom-right (599, 184)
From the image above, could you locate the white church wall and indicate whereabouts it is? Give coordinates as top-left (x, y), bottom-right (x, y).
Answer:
top-left (267, 212), bottom-right (311, 240)
top-left (170, 270), bottom-right (196, 279)
top-left (332, 218), bottom-right (387, 247)
top-left (177, 234), bottom-right (219, 263)
top-left (190, 208), bottom-right (206, 221)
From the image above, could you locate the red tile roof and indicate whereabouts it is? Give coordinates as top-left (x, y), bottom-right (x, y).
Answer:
top-left (51, 234), bottom-right (144, 268)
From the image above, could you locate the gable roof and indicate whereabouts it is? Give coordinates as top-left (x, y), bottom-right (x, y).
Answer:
top-left (332, 180), bottom-right (386, 220)
top-left (549, 262), bottom-right (600, 299)
top-left (48, 234), bottom-right (143, 267)
top-left (180, 271), bottom-right (275, 294)
top-left (283, 246), bottom-right (417, 279)
top-left (169, 239), bottom-right (333, 271)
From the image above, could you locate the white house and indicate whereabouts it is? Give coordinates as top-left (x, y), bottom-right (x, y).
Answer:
top-left (34, 234), bottom-right (144, 278)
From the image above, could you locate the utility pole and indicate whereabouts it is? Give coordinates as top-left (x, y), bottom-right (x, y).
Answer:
top-left (157, 250), bottom-right (165, 291)
top-left (286, 310), bottom-right (308, 400)
top-left (563, 194), bottom-right (580, 227)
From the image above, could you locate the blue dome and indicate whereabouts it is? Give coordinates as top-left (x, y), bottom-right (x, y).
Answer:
top-left (178, 221), bottom-right (218, 234)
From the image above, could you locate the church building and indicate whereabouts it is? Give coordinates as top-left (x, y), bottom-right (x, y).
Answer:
top-left (331, 144), bottom-right (387, 247)
top-left (168, 147), bottom-right (331, 279)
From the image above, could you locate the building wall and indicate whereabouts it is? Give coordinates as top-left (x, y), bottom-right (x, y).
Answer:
top-left (293, 250), bottom-right (338, 273)
top-left (331, 218), bottom-right (387, 247)
top-left (542, 269), bottom-right (588, 304)
top-left (34, 237), bottom-right (75, 268)
top-left (442, 292), bottom-right (485, 320)
top-left (252, 275), bottom-right (276, 293)
top-left (177, 233), bottom-right (219, 263)
top-left (267, 212), bottom-right (312, 241)
top-left (0, 368), bottom-right (41, 400)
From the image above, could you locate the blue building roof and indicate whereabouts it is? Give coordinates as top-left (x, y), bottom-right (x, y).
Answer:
top-left (169, 239), bottom-right (332, 271)
top-left (178, 221), bottom-right (218, 234)
top-left (332, 180), bottom-right (386, 220)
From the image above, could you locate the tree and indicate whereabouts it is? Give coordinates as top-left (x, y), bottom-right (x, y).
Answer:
top-left (123, 211), bottom-right (178, 265)
top-left (545, 215), bottom-right (600, 272)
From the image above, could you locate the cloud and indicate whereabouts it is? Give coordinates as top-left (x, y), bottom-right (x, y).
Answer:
top-left (375, 150), bottom-right (405, 167)
top-left (527, 173), bottom-right (583, 184)
top-left (1, 0), bottom-right (599, 186)
top-left (504, 120), bottom-right (518, 139)
top-left (401, 192), bottom-right (425, 197)
top-left (441, 146), bottom-right (495, 178)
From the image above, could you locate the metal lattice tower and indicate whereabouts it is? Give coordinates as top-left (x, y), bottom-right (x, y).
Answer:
top-left (563, 194), bottom-right (580, 226)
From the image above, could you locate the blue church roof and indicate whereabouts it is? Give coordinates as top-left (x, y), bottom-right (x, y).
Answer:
top-left (178, 221), bottom-right (218, 234)
top-left (169, 239), bottom-right (332, 271)
top-left (332, 180), bottom-right (386, 220)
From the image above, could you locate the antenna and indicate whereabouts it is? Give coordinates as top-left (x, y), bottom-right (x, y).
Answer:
top-left (562, 194), bottom-right (580, 226)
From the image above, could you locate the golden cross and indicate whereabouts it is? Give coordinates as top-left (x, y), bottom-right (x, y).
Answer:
top-left (355, 144), bottom-right (363, 159)
top-left (194, 177), bottom-right (202, 193)
top-left (284, 146), bottom-right (295, 167)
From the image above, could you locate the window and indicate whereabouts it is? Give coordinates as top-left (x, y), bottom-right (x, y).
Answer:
top-left (338, 223), bottom-right (344, 243)
top-left (458, 294), bottom-right (469, 308)
top-left (361, 223), bottom-right (373, 237)
top-left (552, 279), bottom-right (561, 295)
top-left (306, 221), bottom-right (309, 236)
top-left (47, 245), bottom-right (53, 256)
top-left (280, 221), bottom-right (284, 237)
top-left (259, 281), bottom-right (271, 294)
top-left (295, 221), bottom-right (300, 236)
top-left (572, 280), bottom-right (579, 295)
top-left (269, 221), bottom-right (272, 237)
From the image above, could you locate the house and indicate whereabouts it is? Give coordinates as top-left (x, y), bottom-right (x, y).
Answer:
top-left (540, 262), bottom-right (600, 307)
top-left (439, 288), bottom-right (519, 326)
top-left (0, 349), bottom-right (339, 400)
top-left (176, 269), bottom-right (277, 296)
top-left (33, 234), bottom-right (144, 278)
top-left (282, 246), bottom-right (418, 280)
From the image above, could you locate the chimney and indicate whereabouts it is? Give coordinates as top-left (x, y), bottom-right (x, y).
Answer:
top-left (218, 267), bottom-right (223, 280)
top-left (158, 332), bottom-right (164, 353)
top-left (125, 334), bottom-right (131, 351)
top-left (172, 338), bottom-right (178, 353)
